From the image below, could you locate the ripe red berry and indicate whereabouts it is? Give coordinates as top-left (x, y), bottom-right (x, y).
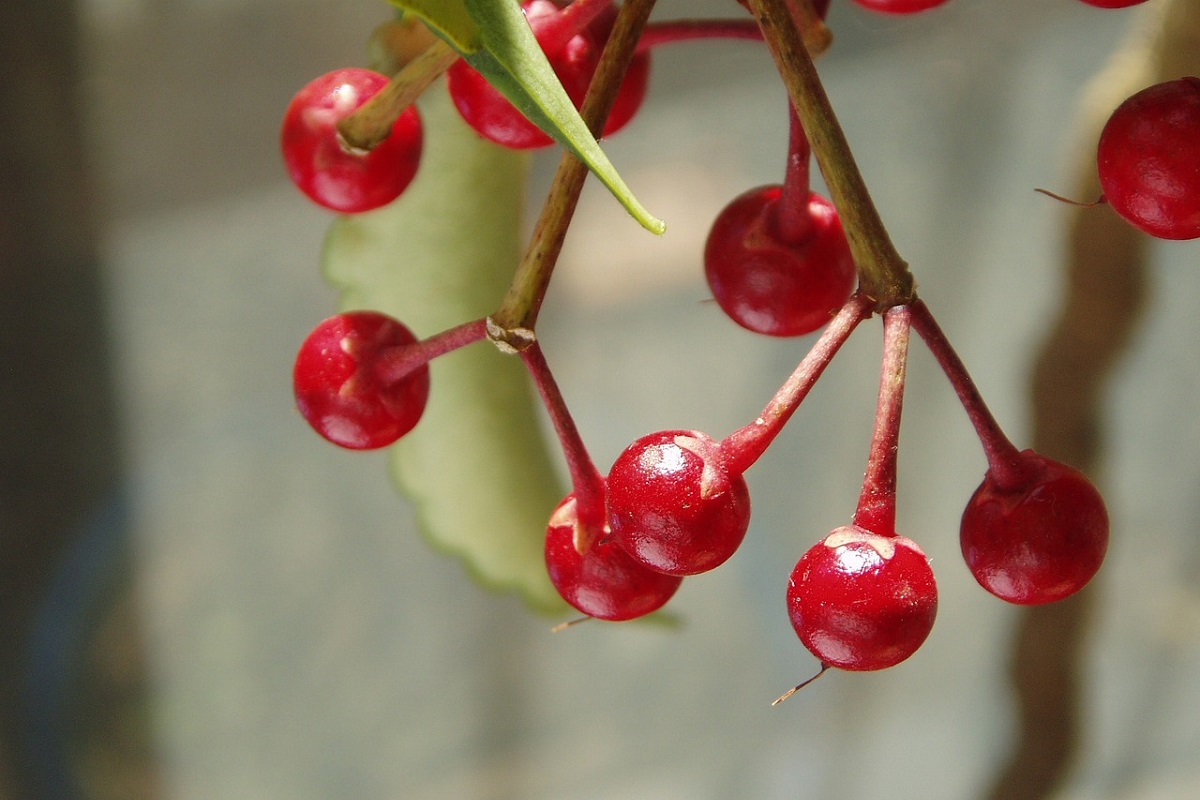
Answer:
top-left (281, 68), bottom-right (423, 213)
top-left (1078, 0), bottom-right (1149, 7)
top-left (1097, 77), bottom-right (1200, 240)
top-left (850, 0), bottom-right (952, 13)
top-left (960, 451), bottom-right (1108, 605)
top-left (606, 430), bottom-right (751, 576)
top-left (787, 526), bottom-right (937, 671)
top-left (544, 493), bottom-right (683, 620)
top-left (704, 186), bottom-right (856, 337)
top-left (446, 0), bottom-right (649, 149)
top-left (293, 311), bottom-right (430, 450)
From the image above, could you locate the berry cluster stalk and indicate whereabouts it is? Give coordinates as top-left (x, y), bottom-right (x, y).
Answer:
top-left (488, 0), bottom-right (659, 348)
top-left (746, 0), bottom-right (914, 308)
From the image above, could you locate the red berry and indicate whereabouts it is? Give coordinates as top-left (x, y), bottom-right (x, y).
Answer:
top-left (1097, 77), bottom-right (1200, 240)
top-left (960, 452), bottom-right (1108, 605)
top-left (446, 0), bottom-right (649, 149)
top-left (606, 430), bottom-right (750, 576)
top-left (293, 311), bottom-right (430, 450)
top-left (850, 0), bottom-right (952, 13)
top-left (787, 526), bottom-right (937, 671)
top-left (704, 186), bottom-right (856, 337)
top-left (1078, 0), bottom-right (1148, 7)
top-left (281, 68), bottom-right (423, 213)
top-left (544, 493), bottom-right (682, 620)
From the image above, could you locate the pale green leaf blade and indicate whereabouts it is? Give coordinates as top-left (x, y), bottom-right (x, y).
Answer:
top-left (321, 84), bottom-right (567, 613)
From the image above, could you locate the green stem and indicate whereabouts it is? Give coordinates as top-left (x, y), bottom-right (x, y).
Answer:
top-left (747, 0), bottom-right (914, 308)
top-left (337, 38), bottom-right (459, 152)
top-left (488, 0), bottom-right (659, 349)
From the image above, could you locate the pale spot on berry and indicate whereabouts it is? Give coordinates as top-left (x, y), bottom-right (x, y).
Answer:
top-left (673, 434), bottom-right (724, 499)
top-left (823, 527), bottom-right (897, 560)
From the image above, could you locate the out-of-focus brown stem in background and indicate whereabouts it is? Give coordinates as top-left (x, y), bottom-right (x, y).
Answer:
top-left (1, 1), bottom-right (150, 797)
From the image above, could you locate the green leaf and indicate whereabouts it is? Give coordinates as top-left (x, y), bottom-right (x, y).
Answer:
top-left (389, 0), bottom-right (666, 234)
top-left (388, 0), bottom-right (481, 52)
top-left (321, 84), bottom-right (567, 613)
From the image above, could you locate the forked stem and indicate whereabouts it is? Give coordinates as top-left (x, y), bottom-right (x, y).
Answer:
top-left (852, 305), bottom-right (911, 536)
top-left (747, 0), bottom-right (914, 308)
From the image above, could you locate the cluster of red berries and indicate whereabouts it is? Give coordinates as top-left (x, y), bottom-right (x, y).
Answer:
top-left (281, 0), bottom-right (1182, 690)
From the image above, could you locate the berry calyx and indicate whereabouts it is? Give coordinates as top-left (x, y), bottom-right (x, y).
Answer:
top-left (446, 0), bottom-right (650, 149)
top-left (606, 430), bottom-right (751, 576)
top-left (960, 451), bottom-right (1109, 605)
top-left (1097, 77), bottom-right (1200, 240)
top-left (787, 526), bottom-right (938, 671)
top-left (849, 0), bottom-right (953, 14)
top-left (705, 103), bottom-right (856, 337)
top-left (706, 187), bottom-right (856, 337)
top-left (544, 493), bottom-right (683, 621)
top-left (281, 68), bottom-right (423, 213)
top-left (293, 311), bottom-right (430, 450)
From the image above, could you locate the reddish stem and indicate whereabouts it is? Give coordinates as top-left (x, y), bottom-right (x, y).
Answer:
top-left (636, 18), bottom-right (763, 51)
top-left (520, 342), bottom-right (607, 551)
top-left (532, 0), bottom-right (613, 54)
top-left (772, 102), bottom-right (814, 245)
top-left (852, 305), bottom-right (911, 536)
top-left (374, 317), bottom-right (488, 385)
top-left (909, 301), bottom-right (1032, 491)
top-left (720, 293), bottom-right (873, 477)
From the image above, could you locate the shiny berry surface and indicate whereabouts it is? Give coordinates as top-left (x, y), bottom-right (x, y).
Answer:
top-left (281, 68), bottom-right (423, 213)
top-left (544, 493), bottom-right (683, 621)
top-left (607, 430), bottom-right (750, 576)
top-left (293, 311), bottom-right (430, 450)
top-left (704, 186), bottom-right (856, 337)
top-left (1097, 77), bottom-right (1200, 240)
top-left (787, 526), bottom-right (937, 671)
top-left (850, 0), bottom-right (952, 13)
top-left (960, 452), bottom-right (1108, 605)
top-left (1078, 0), bottom-right (1148, 7)
top-left (446, 0), bottom-right (649, 149)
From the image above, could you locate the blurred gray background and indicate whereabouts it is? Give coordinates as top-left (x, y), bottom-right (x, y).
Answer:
top-left (5, 0), bottom-right (1199, 798)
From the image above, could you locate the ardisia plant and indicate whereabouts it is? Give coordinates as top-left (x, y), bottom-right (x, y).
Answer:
top-left (279, 0), bottom-right (1189, 705)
